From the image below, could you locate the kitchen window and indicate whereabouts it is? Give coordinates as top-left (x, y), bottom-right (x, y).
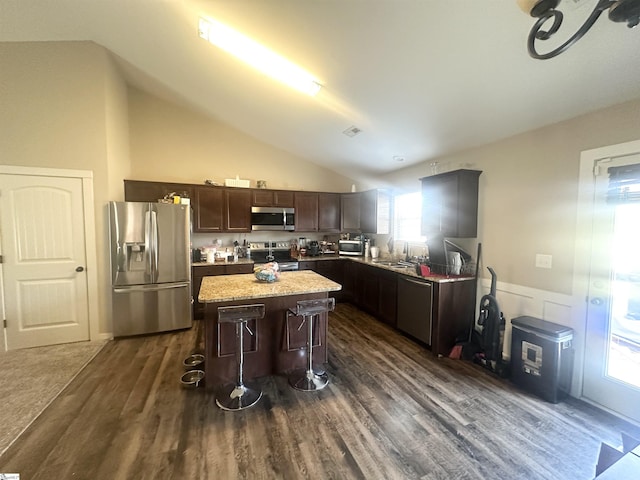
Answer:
top-left (393, 191), bottom-right (425, 242)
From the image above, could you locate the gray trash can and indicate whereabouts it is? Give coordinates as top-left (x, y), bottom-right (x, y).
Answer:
top-left (510, 316), bottom-right (574, 403)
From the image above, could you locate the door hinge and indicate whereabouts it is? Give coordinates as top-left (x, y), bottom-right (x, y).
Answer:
top-left (0, 255), bottom-right (3, 263)
top-left (3, 319), bottom-right (6, 328)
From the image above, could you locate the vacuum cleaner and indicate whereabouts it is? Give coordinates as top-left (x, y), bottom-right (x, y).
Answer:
top-left (463, 266), bottom-right (508, 376)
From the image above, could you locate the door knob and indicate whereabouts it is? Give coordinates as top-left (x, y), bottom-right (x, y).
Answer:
top-left (590, 297), bottom-right (603, 306)
top-left (76, 266), bottom-right (85, 272)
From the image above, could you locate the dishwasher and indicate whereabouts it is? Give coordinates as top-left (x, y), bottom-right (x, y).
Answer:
top-left (397, 275), bottom-right (433, 345)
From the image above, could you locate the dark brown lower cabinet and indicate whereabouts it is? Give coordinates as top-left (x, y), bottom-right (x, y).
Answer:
top-left (314, 259), bottom-right (346, 302)
top-left (298, 258), bottom-right (473, 355)
top-left (429, 278), bottom-right (475, 356)
top-left (377, 269), bottom-right (398, 327)
top-left (305, 259), bottom-right (474, 356)
top-left (192, 263), bottom-right (254, 319)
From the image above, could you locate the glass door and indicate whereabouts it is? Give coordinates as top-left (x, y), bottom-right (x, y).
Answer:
top-left (583, 154), bottom-right (640, 423)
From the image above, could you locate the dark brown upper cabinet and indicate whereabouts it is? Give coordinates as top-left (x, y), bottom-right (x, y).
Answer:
top-left (124, 180), bottom-right (194, 203)
top-left (420, 169), bottom-right (481, 238)
top-left (294, 192), bottom-right (319, 232)
top-left (225, 188), bottom-right (251, 232)
top-left (341, 190), bottom-right (390, 234)
top-left (251, 189), bottom-right (294, 207)
top-left (318, 193), bottom-right (341, 232)
top-left (193, 186), bottom-right (251, 233)
top-left (193, 186), bottom-right (224, 232)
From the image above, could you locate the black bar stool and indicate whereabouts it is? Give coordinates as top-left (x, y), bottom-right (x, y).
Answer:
top-left (215, 303), bottom-right (265, 411)
top-left (288, 297), bottom-right (335, 391)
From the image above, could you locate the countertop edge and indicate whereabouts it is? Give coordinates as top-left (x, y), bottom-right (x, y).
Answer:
top-left (199, 271), bottom-right (342, 303)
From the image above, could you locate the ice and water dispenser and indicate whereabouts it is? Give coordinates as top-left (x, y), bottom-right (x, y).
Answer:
top-left (125, 243), bottom-right (147, 271)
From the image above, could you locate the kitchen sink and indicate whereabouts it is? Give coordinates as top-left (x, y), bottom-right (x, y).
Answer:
top-left (372, 260), bottom-right (413, 269)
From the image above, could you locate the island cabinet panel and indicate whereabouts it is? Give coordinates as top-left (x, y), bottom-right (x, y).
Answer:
top-left (124, 180), bottom-right (194, 202)
top-left (203, 293), bottom-right (329, 389)
top-left (318, 193), bottom-right (341, 232)
top-left (295, 192), bottom-right (319, 231)
top-left (225, 188), bottom-right (251, 232)
top-left (252, 189), bottom-right (294, 207)
top-left (420, 169), bottom-right (481, 238)
top-left (192, 263), bottom-right (254, 319)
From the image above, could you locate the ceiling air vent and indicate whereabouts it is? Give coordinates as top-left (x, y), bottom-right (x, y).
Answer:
top-left (343, 126), bottom-right (362, 137)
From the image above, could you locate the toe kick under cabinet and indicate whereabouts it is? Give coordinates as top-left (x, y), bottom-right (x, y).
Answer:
top-left (396, 274), bottom-right (475, 356)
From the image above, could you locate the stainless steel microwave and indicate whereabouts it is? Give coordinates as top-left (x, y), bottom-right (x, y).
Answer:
top-left (251, 207), bottom-right (295, 231)
top-left (338, 239), bottom-right (364, 256)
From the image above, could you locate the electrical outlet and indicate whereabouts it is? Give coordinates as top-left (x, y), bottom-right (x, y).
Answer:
top-left (535, 254), bottom-right (553, 269)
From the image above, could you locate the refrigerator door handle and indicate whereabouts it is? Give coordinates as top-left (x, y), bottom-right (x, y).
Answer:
top-left (144, 210), bottom-right (153, 278)
top-left (150, 209), bottom-right (159, 282)
top-left (113, 282), bottom-right (190, 293)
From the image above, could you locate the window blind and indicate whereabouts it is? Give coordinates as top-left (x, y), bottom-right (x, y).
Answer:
top-left (607, 163), bottom-right (640, 204)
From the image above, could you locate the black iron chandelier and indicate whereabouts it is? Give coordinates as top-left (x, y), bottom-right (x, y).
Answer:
top-left (518, 0), bottom-right (640, 59)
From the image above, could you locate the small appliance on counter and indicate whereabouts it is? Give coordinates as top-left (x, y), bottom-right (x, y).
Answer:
top-left (338, 238), bottom-right (364, 256)
top-left (307, 240), bottom-right (321, 256)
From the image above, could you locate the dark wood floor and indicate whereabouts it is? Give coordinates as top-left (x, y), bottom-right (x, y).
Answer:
top-left (1, 303), bottom-right (638, 479)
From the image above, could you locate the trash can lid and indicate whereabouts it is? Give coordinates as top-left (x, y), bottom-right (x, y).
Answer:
top-left (511, 316), bottom-right (573, 338)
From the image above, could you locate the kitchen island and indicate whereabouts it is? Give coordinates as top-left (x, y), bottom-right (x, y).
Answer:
top-left (199, 270), bottom-right (341, 389)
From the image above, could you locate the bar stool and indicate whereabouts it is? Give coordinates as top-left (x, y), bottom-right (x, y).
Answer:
top-left (288, 297), bottom-right (335, 391)
top-left (215, 303), bottom-right (265, 411)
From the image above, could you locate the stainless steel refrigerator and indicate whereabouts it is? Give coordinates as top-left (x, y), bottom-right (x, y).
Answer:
top-left (109, 201), bottom-right (191, 337)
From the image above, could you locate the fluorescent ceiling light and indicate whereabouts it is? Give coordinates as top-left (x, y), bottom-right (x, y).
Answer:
top-left (198, 17), bottom-right (322, 96)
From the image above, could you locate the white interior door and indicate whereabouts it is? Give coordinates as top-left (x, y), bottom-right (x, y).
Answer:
top-left (582, 154), bottom-right (640, 423)
top-left (0, 174), bottom-right (90, 349)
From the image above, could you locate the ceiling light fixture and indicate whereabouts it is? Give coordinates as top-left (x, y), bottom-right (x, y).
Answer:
top-left (198, 17), bottom-right (322, 96)
top-left (517, 0), bottom-right (640, 59)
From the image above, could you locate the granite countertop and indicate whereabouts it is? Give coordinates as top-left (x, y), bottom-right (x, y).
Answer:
top-left (192, 252), bottom-right (473, 283)
top-left (298, 254), bottom-right (475, 283)
top-left (199, 270), bottom-right (342, 303)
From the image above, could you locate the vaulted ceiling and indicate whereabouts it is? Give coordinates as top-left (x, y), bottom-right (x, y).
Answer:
top-left (2, 0), bottom-right (640, 183)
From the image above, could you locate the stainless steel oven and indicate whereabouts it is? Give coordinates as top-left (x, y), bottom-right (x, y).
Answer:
top-left (251, 207), bottom-right (295, 231)
top-left (249, 241), bottom-right (299, 271)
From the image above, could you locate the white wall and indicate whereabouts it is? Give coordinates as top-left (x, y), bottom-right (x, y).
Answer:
top-left (127, 88), bottom-right (356, 193)
top-left (379, 99), bottom-right (640, 296)
top-left (0, 41), bottom-right (131, 337)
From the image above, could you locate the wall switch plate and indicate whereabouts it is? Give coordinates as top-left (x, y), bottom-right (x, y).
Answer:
top-left (535, 254), bottom-right (553, 269)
